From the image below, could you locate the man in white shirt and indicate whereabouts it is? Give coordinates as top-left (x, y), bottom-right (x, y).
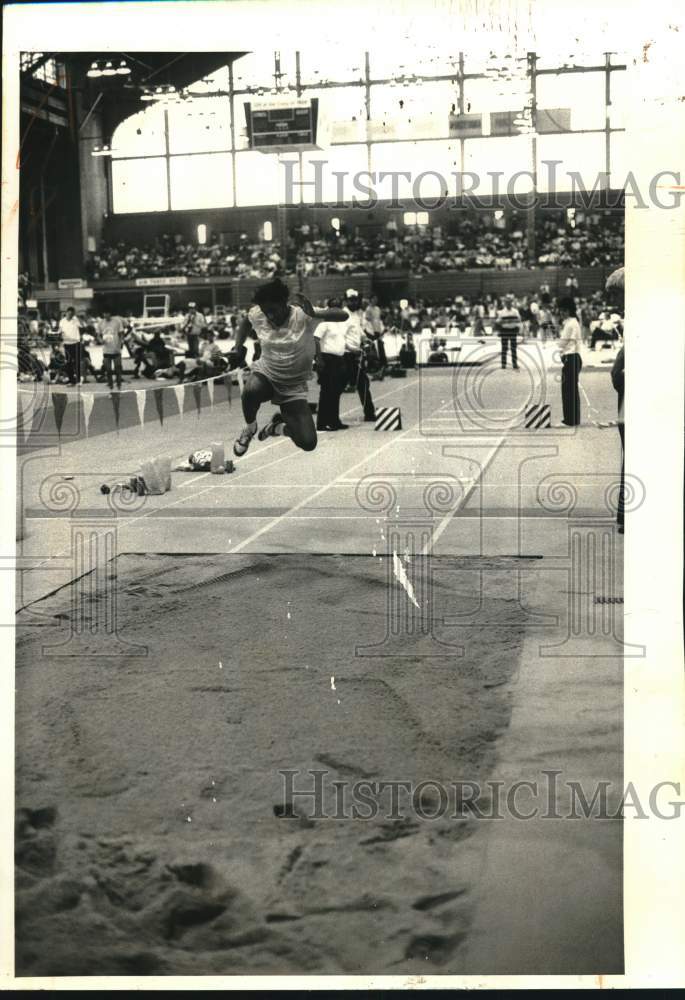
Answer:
top-left (315, 297), bottom-right (349, 432)
top-left (58, 306), bottom-right (83, 385)
top-left (495, 293), bottom-right (521, 370)
top-left (343, 289), bottom-right (375, 422)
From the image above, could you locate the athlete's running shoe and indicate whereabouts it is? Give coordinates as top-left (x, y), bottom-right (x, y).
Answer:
top-left (233, 422), bottom-right (257, 456)
top-left (258, 412), bottom-right (285, 441)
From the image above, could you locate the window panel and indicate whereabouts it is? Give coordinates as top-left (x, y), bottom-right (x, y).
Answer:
top-left (232, 52), bottom-right (278, 90)
top-left (111, 157), bottom-right (168, 213)
top-left (536, 71), bottom-right (605, 131)
top-left (169, 154), bottom-right (233, 210)
top-left (536, 133), bottom-right (607, 193)
top-left (300, 144), bottom-right (368, 203)
top-left (463, 136), bottom-right (533, 196)
top-left (299, 51), bottom-right (365, 85)
top-left (167, 97), bottom-right (231, 154)
top-left (371, 141), bottom-right (458, 202)
top-left (608, 68), bottom-right (628, 128)
top-left (234, 150), bottom-right (299, 206)
top-left (369, 81), bottom-right (455, 140)
top-left (112, 105), bottom-right (166, 158)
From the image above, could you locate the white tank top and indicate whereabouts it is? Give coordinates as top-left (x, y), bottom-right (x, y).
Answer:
top-left (248, 304), bottom-right (317, 386)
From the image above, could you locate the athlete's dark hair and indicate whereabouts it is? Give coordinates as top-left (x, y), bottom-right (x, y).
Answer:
top-left (557, 296), bottom-right (577, 318)
top-left (253, 278), bottom-right (289, 309)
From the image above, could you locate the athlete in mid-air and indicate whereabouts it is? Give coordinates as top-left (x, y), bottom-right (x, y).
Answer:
top-left (230, 278), bottom-right (349, 456)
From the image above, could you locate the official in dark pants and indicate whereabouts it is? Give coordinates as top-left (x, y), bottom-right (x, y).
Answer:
top-left (557, 296), bottom-right (583, 426)
top-left (315, 303), bottom-right (349, 431)
top-left (343, 289), bottom-right (375, 422)
top-left (495, 293), bottom-right (521, 370)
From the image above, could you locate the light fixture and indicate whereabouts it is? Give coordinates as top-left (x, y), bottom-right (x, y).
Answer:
top-left (102, 61), bottom-right (116, 77)
top-left (116, 59), bottom-right (130, 76)
top-left (91, 144), bottom-right (115, 157)
top-left (87, 61), bottom-right (100, 78)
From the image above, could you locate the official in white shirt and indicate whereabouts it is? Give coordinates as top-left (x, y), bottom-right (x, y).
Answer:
top-left (315, 297), bottom-right (349, 431)
top-left (557, 296), bottom-right (583, 426)
top-left (343, 289), bottom-right (375, 422)
top-left (58, 306), bottom-right (82, 385)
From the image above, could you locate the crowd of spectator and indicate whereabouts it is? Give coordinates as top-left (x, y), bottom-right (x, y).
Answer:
top-left (18, 282), bottom-right (623, 389)
top-left (84, 210), bottom-right (624, 282)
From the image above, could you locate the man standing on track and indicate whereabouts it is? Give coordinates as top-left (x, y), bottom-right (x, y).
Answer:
top-left (315, 297), bottom-right (349, 432)
top-left (495, 292), bottom-right (521, 370)
top-left (58, 306), bottom-right (83, 385)
top-left (343, 289), bottom-right (376, 422)
top-left (230, 278), bottom-right (348, 455)
top-left (98, 306), bottom-right (126, 391)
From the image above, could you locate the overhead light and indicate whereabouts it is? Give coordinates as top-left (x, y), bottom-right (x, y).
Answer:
top-left (116, 59), bottom-right (130, 76)
top-left (91, 144), bottom-right (115, 157)
top-left (102, 61), bottom-right (116, 77)
top-left (87, 61), bottom-right (100, 78)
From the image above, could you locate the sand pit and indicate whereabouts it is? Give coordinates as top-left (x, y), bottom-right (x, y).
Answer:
top-left (15, 553), bottom-right (529, 976)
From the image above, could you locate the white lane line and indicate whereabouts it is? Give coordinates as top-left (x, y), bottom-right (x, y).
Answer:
top-left (421, 385), bottom-right (543, 556)
top-left (228, 392), bottom-right (450, 555)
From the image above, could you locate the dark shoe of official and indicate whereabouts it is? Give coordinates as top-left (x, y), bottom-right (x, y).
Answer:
top-left (332, 423), bottom-right (349, 429)
top-left (364, 414), bottom-right (376, 422)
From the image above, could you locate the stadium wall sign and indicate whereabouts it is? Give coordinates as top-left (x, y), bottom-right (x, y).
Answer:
top-left (134, 276), bottom-right (189, 287)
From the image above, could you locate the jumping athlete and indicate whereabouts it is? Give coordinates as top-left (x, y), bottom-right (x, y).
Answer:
top-left (230, 278), bottom-right (349, 456)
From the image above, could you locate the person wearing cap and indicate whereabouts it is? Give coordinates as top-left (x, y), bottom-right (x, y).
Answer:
top-left (495, 293), bottom-right (521, 370)
top-left (315, 297), bottom-right (349, 432)
top-left (343, 289), bottom-right (376, 422)
top-left (182, 302), bottom-right (205, 358)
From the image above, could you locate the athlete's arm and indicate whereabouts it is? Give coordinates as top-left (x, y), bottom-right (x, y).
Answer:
top-left (291, 292), bottom-right (348, 326)
top-left (228, 315), bottom-right (252, 367)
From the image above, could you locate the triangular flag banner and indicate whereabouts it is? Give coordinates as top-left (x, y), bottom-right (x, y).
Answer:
top-left (81, 393), bottom-right (94, 436)
top-left (110, 390), bottom-right (121, 429)
top-left (173, 383), bottom-right (185, 419)
top-left (135, 390), bottom-right (146, 427)
top-left (207, 378), bottom-right (214, 408)
top-left (153, 387), bottom-right (164, 425)
top-left (192, 382), bottom-right (202, 417)
top-left (51, 392), bottom-right (68, 436)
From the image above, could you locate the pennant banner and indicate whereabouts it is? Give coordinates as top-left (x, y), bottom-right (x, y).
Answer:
top-left (135, 390), bottom-right (146, 427)
top-left (192, 382), bottom-right (202, 417)
top-left (81, 393), bottom-right (95, 436)
top-left (153, 387), bottom-right (165, 426)
top-left (173, 383), bottom-right (185, 419)
top-left (51, 392), bottom-right (68, 437)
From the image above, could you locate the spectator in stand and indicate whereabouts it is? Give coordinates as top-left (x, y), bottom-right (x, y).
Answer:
top-left (495, 293), bottom-right (521, 370)
top-left (98, 306), bottom-right (127, 391)
top-left (58, 306), bottom-right (83, 385)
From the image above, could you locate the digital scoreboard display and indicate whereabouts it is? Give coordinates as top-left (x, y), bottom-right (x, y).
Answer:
top-left (246, 98), bottom-right (320, 152)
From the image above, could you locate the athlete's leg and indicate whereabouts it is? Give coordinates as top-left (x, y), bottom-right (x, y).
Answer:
top-left (279, 398), bottom-right (318, 452)
top-left (242, 371), bottom-right (273, 423)
top-left (234, 371), bottom-right (273, 456)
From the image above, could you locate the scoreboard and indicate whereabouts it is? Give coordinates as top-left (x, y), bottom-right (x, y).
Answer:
top-left (246, 96), bottom-right (323, 153)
